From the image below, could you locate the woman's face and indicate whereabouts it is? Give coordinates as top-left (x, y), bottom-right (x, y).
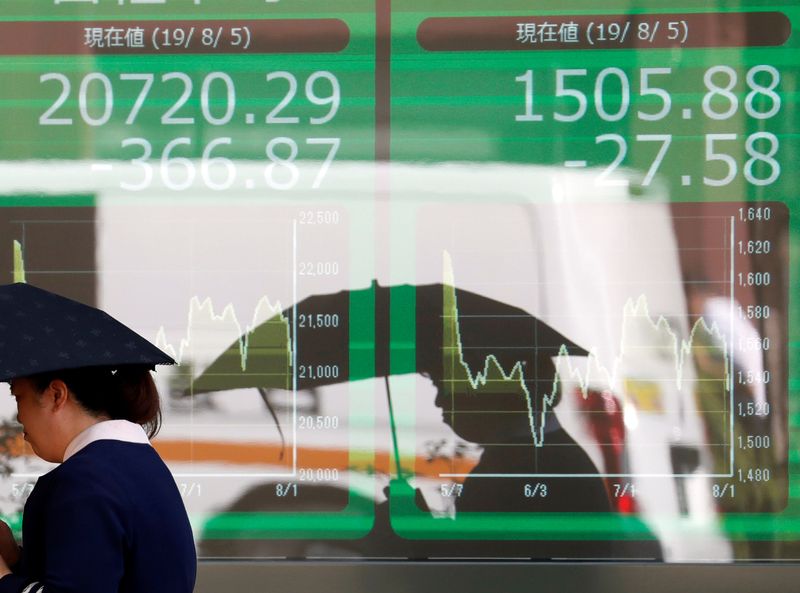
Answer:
top-left (9, 377), bottom-right (58, 462)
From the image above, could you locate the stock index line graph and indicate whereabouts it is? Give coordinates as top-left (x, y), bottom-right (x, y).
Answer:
top-left (154, 294), bottom-right (292, 374)
top-left (437, 212), bottom-right (737, 480)
top-left (154, 218), bottom-right (302, 480)
top-left (9, 218), bottom-right (306, 480)
top-left (6, 203), bottom-right (776, 487)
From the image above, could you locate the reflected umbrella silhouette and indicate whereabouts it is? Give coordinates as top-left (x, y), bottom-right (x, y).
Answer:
top-left (190, 282), bottom-right (599, 495)
top-left (190, 281), bottom-right (589, 390)
top-left (191, 283), bottom-right (667, 559)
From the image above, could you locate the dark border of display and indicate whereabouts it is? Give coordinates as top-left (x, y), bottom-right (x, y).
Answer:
top-left (195, 561), bottom-right (800, 593)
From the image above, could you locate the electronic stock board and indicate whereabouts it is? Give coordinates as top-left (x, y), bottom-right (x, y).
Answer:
top-left (0, 1), bottom-right (797, 591)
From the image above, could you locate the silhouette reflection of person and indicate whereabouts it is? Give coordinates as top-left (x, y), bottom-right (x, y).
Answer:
top-left (428, 372), bottom-right (611, 514)
top-left (416, 284), bottom-right (611, 514)
top-left (195, 283), bottom-right (661, 560)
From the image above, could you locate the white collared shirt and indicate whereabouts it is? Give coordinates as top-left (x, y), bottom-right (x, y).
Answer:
top-left (63, 419), bottom-right (151, 462)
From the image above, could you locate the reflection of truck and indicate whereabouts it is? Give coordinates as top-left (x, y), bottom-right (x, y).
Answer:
top-left (0, 160), bottom-right (788, 564)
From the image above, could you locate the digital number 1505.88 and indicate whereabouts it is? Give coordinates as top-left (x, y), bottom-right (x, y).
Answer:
top-left (516, 65), bottom-right (780, 123)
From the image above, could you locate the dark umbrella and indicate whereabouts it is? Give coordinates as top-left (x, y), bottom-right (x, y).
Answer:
top-left (190, 282), bottom-right (588, 474)
top-left (0, 283), bottom-right (174, 382)
top-left (191, 282), bottom-right (586, 391)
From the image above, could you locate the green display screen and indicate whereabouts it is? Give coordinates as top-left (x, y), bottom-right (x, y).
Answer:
top-left (0, 0), bottom-right (796, 564)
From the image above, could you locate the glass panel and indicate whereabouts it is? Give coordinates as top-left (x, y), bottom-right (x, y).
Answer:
top-left (0, 0), bottom-right (796, 566)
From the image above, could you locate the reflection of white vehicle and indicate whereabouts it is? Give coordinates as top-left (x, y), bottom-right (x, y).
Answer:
top-left (0, 159), bottom-right (746, 561)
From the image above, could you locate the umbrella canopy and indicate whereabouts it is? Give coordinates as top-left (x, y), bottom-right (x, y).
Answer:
top-left (0, 283), bottom-right (174, 382)
top-left (190, 282), bottom-right (587, 395)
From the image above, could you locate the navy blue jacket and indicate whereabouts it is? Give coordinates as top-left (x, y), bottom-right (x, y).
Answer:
top-left (0, 440), bottom-right (196, 593)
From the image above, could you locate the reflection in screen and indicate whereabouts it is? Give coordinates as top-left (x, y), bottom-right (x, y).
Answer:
top-left (0, 0), bottom-right (796, 569)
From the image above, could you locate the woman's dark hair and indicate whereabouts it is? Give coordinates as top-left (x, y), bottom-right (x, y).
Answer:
top-left (29, 365), bottom-right (161, 438)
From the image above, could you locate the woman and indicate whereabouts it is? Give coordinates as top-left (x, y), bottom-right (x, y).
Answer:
top-left (0, 283), bottom-right (196, 593)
